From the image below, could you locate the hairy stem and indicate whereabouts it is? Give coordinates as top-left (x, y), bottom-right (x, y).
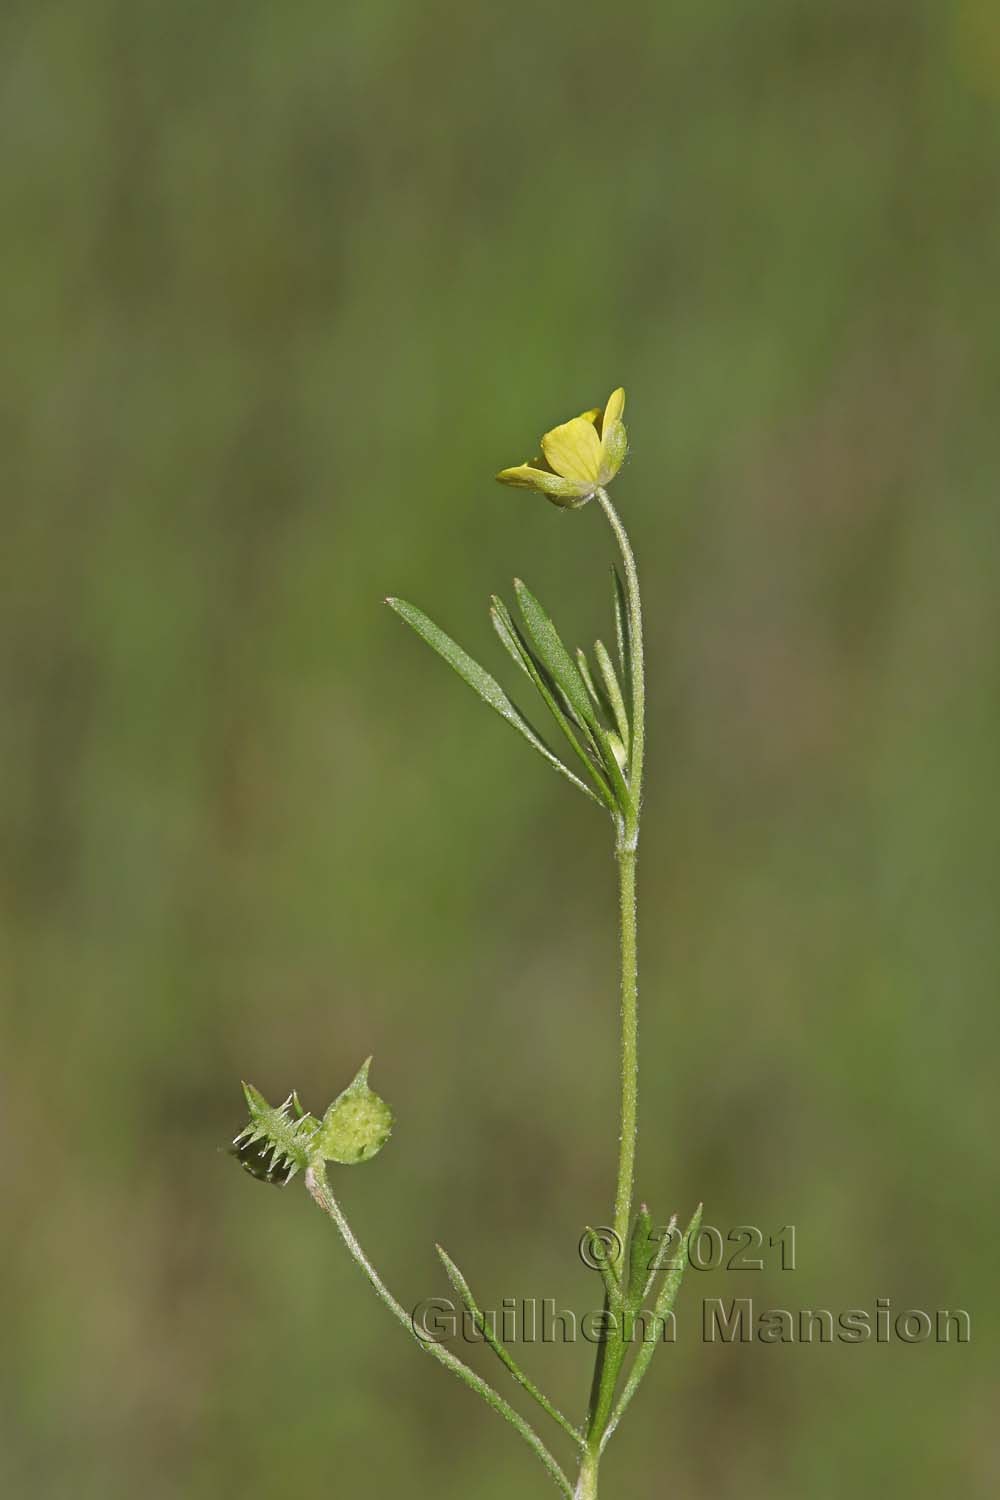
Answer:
top-left (597, 487), bottom-right (645, 1265)
top-left (574, 1448), bottom-right (600, 1499)
top-left (612, 844), bottom-right (639, 1255)
top-left (597, 488), bottom-right (645, 847)
top-left (579, 489), bottom-right (647, 1487)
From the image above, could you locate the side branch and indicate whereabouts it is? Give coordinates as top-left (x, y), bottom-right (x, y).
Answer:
top-left (303, 1164), bottom-right (574, 1498)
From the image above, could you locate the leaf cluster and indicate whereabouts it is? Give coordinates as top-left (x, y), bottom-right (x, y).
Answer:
top-left (386, 566), bottom-right (635, 823)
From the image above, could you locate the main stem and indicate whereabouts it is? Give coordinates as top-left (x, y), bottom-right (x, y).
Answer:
top-left (577, 491), bottom-right (645, 1497)
top-left (597, 487), bottom-right (645, 1260)
top-left (613, 844), bottom-right (638, 1252)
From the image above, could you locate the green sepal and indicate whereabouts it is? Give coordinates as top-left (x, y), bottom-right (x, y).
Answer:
top-left (314, 1057), bottom-right (393, 1164)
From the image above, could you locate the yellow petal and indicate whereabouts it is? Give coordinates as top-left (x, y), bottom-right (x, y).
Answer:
top-left (541, 417), bottom-right (602, 483)
top-left (577, 407), bottom-right (601, 428)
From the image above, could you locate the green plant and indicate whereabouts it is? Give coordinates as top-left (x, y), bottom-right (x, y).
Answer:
top-left (231, 389), bottom-right (701, 1498)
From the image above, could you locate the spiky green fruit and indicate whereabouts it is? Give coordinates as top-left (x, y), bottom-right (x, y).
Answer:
top-left (231, 1086), bottom-right (320, 1185)
top-left (230, 1061), bottom-right (393, 1185)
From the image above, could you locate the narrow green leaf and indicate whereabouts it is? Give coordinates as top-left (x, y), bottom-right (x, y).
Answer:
top-left (600, 1203), bottom-right (703, 1453)
top-left (594, 639), bottom-right (630, 756)
top-left (436, 1245), bottom-right (584, 1449)
top-left (511, 580), bottom-right (634, 818)
top-left (597, 726), bottom-right (635, 824)
top-left (575, 648), bottom-right (631, 802)
top-left (491, 597), bottom-right (615, 811)
top-left (490, 593), bottom-right (540, 691)
top-left (625, 1205), bottom-right (655, 1312)
top-left (582, 1224), bottom-right (622, 1309)
top-left (584, 1286), bottom-right (616, 1441)
top-left (575, 646), bottom-right (618, 734)
top-left (387, 596), bottom-right (519, 725)
top-left (612, 564), bottom-right (631, 695)
top-left (622, 1205), bottom-right (657, 1347)
top-left (643, 1212), bottom-right (678, 1299)
top-left (305, 1165), bottom-right (574, 1498)
top-left (513, 579), bottom-right (602, 737)
top-left (386, 597), bottom-right (599, 805)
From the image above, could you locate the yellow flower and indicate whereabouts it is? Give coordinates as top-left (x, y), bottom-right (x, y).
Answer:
top-left (496, 388), bottom-right (627, 508)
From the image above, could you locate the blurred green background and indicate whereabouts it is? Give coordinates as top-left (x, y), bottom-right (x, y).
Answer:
top-left (2, 1), bottom-right (998, 1496)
